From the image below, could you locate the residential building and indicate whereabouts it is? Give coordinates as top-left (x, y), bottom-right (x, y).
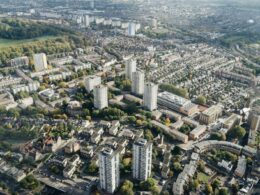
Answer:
top-left (83, 15), bottom-right (90, 27)
top-left (248, 107), bottom-right (260, 131)
top-left (99, 148), bottom-right (120, 194)
top-left (0, 91), bottom-right (17, 110)
top-left (235, 156), bottom-right (247, 177)
top-left (33, 53), bottom-right (48, 72)
top-left (10, 56), bottom-right (29, 67)
top-left (63, 164), bottom-right (76, 178)
top-left (133, 138), bottom-right (153, 181)
top-left (189, 125), bottom-right (207, 140)
top-left (151, 120), bottom-right (188, 143)
top-left (12, 81), bottom-right (40, 94)
top-left (128, 22), bottom-right (136, 36)
top-left (222, 114), bottom-right (242, 130)
top-left (158, 92), bottom-right (198, 116)
top-left (64, 141), bottom-right (80, 154)
top-left (199, 105), bottom-right (222, 125)
top-left (85, 75), bottom-right (101, 92)
top-left (125, 59), bottom-right (136, 80)
top-left (143, 82), bottom-right (158, 111)
top-left (94, 85), bottom-right (108, 109)
top-left (131, 71), bottom-right (145, 95)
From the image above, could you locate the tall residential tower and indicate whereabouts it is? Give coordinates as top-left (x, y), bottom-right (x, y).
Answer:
top-left (99, 148), bottom-right (120, 194)
top-left (125, 59), bottom-right (136, 80)
top-left (131, 71), bottom-right (145, 95)
top-left (94, 85), bottom-right (108, 109)
top-left (143, 82), bottom-right (158, 111)
top-left (33, 53), bottom-right (48, 72)
top-left (133, 138), bottom-right (153, 180)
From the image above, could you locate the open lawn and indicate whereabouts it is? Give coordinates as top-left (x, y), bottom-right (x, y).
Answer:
top-left (198, 172), bottom-right (210, 183)
top-left (0, 36), bottom-right (59, 49)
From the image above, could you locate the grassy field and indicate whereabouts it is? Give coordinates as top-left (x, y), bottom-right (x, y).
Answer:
top-left (0, 36), bottom-right (59, 49)
top-left (197, 172), bottom-right (210, 183)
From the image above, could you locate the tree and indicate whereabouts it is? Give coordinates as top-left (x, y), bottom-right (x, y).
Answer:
top-left (136, 119), bottom-right (143, 126)
top-left (128, 116), bottom-right (136, 123)
top-left (20, 175), bottom-right (39, 190)
top-left (140, 178), bottom-right (156, 191)
top-left (165, 118), bottom-right (171, 126)
top-left (171, 146), bottom-right (182, 155)
top-left (144, 129), bottom-right (154, 141)
top-left (179, 124), bottom-right (191, 134)
top-left (210, 132), bottom-right (226, 141)
top-left (161, 191), bottom-right (170, 195)
top-left (173, 162), bottom-right (182, 173)
top-left (87, 163), bottom-right (98, 175)
top-left (119, 180), bottom-right (134, 195)
top-left (159, 83), bottom-right (188, 98)
top-left (121, 79), bottom-right (131, 91)
top-left (205, 183), bottom-right (213, 195)
top-left (121, 157), bottom-right (132, 174)
top-left (49, 165), bottom-right (60, 175)
top-left (58, 82), bottom-right (67, 88)
top-left (219, 188), bottom-right (228, 195)
top-left (193, 179), bottom-right (200, 191)
top-left (198, 160), bottom-right (205, 172)
top-left (168, 171), bottom-right (174, 178)
top-left (228, 125), bottom-right (246, 139)
top-left (195, 96), bottom-right (206, 105)
top-left (187, 178), bottom-right (200, 192)
top-left (231, 183), bottom-right (239, 195)
top-left (212, 179), bottom-right (221, 190)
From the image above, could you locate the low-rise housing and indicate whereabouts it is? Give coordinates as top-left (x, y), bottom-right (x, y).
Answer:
top-left (222, 114), bottom-right (242, 130)
top-left (189, 125), bottom-right (207, 140)
top-left (199, 105), bottom-right (222, 125)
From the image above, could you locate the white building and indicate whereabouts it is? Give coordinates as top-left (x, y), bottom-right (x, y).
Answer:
top-left (33, 53), bottom-right (48, 72)
top-left (131, 71), bottom-right (145, 95)
top-left (94, 85), bottom-right (108, 109)
top-left (143, 82), bottom-right (158, 111)
top-left (125, 59), bottom-right (136, 80)
top-left (10, 56), bottom-right (29, 67)
top-left (83, 15), bottom-right (90, 27)
top-left (128, 22), bottom-right (136, 36)
top-left (11, 81), bottom-right (40, 94)
top-left (133, 138), bottom-right (153, 181)
top-left (99, 148), bottom-right (120, 194)
top-left (85, 75), bottom-right (101, 92)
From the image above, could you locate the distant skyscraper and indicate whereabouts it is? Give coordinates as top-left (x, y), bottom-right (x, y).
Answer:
top-left (33, 53), bottom-right (48, 72)
top-left (125, 59), bottom-right (136, 80)
top-left (85, 75), bottom-right (101, 92)
top-left (131, 71), bottom-right (145, 95)
top-left (133, 138), bottom-right (153, 180)
top-left (83, 15), bottom-right (90, 27)
top-left (143, 82), bottom-right (158, 111)
top-left (128, 22), bottom-right (136, 36)
top-left (152, 18), bottom-right (157, 29)
top-left (99, 147), bottom-right (120, 194)
top-left (90, 0), bottom-right (95, 9)
top-left (94, 85), bottom-right (108, 109)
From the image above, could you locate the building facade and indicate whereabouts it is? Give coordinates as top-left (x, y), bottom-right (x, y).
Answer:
top-left (85, 75), bottom-right (102, 92)
top-left (143, 82), bottom-right (158, 111)
top-left (125, 59), bottom-right (136, 80)
top-left (131, 71), bottom-right (145, 95)
top-left (199, 105), bottom-right (222, 125)
top-left (33, 53), bottom-right (48, 72)
top-left (94, 85), bottom-right (108, 109)
top-left (133, 138), bottom-right (153, 180)
top-left (99, 148), bottom-right (120, 194)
